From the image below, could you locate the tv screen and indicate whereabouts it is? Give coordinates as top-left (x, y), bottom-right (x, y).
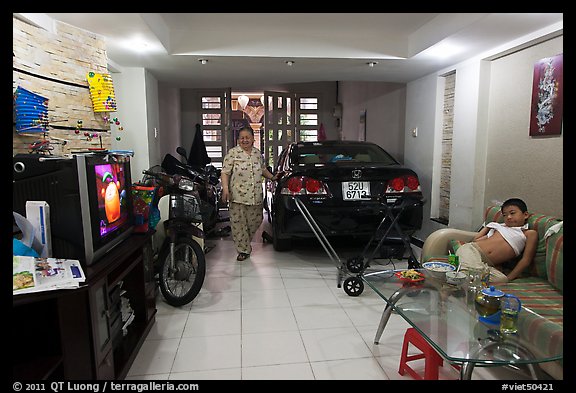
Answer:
top-left (92, 162), bottom-right (130, 238)
top-left (81, 154), bottom-right (133, 261)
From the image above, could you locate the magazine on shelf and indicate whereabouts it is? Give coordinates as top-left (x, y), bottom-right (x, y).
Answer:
top-left (13, 256), bottom-right (86, 295)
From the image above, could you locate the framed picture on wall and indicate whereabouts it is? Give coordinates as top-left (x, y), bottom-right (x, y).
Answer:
top-left (529, 53), bottom-right (563, 136)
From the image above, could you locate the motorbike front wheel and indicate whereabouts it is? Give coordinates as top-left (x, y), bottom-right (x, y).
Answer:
top-left (158, 236), bottom-right (206, 307)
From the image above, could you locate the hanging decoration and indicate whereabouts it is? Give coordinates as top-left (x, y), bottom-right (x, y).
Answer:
top-left (87, 72), bottom-right (117, 112)
top-left (86, 71), bottom-right (125, 141)
top-left (529, 53), bottom-right (563, 136)
top-left (14, 86), bottom-right (49, 134)
top-left (237, 95), bottom-right (249, 110)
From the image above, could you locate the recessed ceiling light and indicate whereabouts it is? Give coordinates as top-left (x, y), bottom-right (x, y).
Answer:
top-left (285, 60), bottom-right (295, 66)
top-left (367, 61), bottom-right (378, 67)
top-left (199, 59), bottom-right (208, 65)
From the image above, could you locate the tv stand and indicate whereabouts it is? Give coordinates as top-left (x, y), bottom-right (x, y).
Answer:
top-left (12, 232), bottom-right (156, 380)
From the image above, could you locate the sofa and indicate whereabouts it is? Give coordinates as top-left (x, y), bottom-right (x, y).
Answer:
top-left (421, 205), bottom-right (563, 380)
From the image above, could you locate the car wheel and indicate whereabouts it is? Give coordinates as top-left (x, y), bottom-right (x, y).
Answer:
top-left (272, 219), bottom-right (292, 251)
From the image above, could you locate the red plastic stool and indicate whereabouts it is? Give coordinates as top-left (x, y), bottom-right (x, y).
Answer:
top-left (398, 327), bottom-right (444, 380)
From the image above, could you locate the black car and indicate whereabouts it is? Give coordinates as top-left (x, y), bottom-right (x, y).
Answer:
top-left (266, 140), bottom-right (424, 252)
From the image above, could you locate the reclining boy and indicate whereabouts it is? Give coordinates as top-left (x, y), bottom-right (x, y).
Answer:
top-left (456, 198), bottom-right (538, 283)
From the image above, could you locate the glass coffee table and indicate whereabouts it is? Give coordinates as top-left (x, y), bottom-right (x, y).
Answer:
top-left (362, 269), bottom-right (563, 380)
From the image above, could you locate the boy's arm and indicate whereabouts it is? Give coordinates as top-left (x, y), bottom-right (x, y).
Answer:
top-left (473, 226), bottom-right (490, 241)
top-left (506, 229), bottom-right (538, 281)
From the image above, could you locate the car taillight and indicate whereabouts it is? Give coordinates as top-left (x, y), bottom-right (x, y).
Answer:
top-left (390, 177), bottom-right (404, 191)
top-left (287, 177), bottom-right (303, 193)
top-left (282, 176), bottom-right (328, 196)
top-left (305, 178), bottom-right (321, 193)
top-left (406, 175), bottom-right (419, 190)
top-left (385, 175), bottom-right (421, 193)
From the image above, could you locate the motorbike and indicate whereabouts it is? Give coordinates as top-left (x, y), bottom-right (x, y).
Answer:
top-left (140, 167), bottom-right (206, 307)
top-left (161, 147), bottom-right (223, 236)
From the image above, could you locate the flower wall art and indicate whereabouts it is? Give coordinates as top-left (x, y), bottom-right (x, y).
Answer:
top-left (529, 53), bottom-right (563, 136)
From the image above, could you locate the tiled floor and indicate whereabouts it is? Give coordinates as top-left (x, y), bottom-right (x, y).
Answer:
top-left (126, 216), bottom-right (538, 381)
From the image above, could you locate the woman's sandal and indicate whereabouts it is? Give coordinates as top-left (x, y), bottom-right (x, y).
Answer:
top-left (236, 253), bottom-right (249, 261)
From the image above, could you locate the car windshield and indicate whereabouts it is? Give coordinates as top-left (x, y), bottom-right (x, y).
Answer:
top-left (296, 144), bottom-right (398, 165)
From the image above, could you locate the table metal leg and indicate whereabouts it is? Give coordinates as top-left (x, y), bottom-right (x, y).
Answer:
top-left (373, 287), bottom-right (411, 344)
top-left (460, 340), bottom-right (543, 380)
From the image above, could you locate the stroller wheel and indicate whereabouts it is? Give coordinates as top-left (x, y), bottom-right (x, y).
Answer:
top-left (346, 257), bottom-right (364, 274)
top-left (343, 277), bottom-right (364, 297)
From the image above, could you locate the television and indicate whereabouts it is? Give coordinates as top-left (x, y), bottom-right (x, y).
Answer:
top-left (13, 152), bottom-right (134, 266)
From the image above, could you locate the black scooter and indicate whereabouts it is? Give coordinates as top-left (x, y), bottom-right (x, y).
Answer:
top-left (161, 147), bottom-right (222, 236)
top-left (140, 168), bottom-right (206, 306)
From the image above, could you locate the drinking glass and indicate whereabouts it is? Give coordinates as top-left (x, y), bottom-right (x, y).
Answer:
top-left (500, 295), bottom-right (521, 334)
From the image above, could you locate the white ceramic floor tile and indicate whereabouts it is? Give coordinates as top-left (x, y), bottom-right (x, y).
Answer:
top-left (285, 286), bottom-right (340, 307)
top-left (155, 294), bottom-right (196, 315)
top-left (341, 301), bottom-right (390, 328)
top-left (168, 368), bottom-right (242, 380)
top-left (278, 263), bottom-right (323, 275)
top-left (356, 322), bottom-right (412, 358)
top-left (300, 327), bottom-right (373, 362)
top-left (311, 357), bottom-right (390, 380)
top-left (242, 307), bottom-right (298, 334)
top-left (130, 217), bottom-right (544, 381)
top-left (241, 288), bottom-right (291, 309)
top-left (292, 304), bottom-right (354, 330)
top-left (241, 263), bottom-right (282, 277)
top-left (171, 335), bottom-right (241, 373)
top-left (125, 373), bottom-right (169, 380)
top-left (200, 274), bottom-right (242, 293)
top-left (146, 313), bottom-right (189, 340)
top-left (241, 275), bottom-right (285, 291)
top-left (182, 309), bottom-right (241, 337)
top-left (127, 338), bottom-right (180, 376)
top-left (187, 289), bottom-right (242, 312)
top-left (242, 363), bottom-right (315, 380)
top-left (241, 331), bottom-right (309, 367)
top-left (282, 276), bottom-right (330, 289)
top-left (204, 260), bottom-right (241, 278)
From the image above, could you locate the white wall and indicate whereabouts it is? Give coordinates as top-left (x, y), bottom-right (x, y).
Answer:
top-left (405, 33), bottom-right (563, 243)
top-left (449, 60), bottom-right (488, 230)
top-left (111, 67), bottom-right (150, 182)
top-left (157, 84), bottom-right (182, 165)
top-left (484, 36), bottom-right (563, 218)
top-left (145, 70), bottom-right (161, 170)
top-left (340, 82), bottom-right (406, 162)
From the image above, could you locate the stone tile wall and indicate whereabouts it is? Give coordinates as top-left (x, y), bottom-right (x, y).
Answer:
top-left (13, 17), bottom-right (112, 155)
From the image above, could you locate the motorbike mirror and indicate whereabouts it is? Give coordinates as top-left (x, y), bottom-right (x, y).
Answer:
top-left (176, 146), bottom-right (188, 161)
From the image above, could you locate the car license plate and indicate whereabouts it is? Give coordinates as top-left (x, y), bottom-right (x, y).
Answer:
top-left (342, 181), bottom-right (370, 200)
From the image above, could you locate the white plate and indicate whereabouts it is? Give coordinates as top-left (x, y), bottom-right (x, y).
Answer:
top-left (342, 181), bottom-right (370, 200)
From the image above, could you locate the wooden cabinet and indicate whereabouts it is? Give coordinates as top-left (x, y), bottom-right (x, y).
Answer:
top-left (12, 233), bottom-right (156, 380)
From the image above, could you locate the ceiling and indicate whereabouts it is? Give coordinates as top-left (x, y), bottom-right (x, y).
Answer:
top-left (31, 13), bottom-right (563, 89)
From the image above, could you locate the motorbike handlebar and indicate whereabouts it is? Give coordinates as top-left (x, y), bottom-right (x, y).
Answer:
top-left (141, 169), bottom-right (175, 186)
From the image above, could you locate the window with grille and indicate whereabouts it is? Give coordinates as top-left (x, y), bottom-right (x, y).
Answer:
top-left (200, 94), bottom-right (226, 169)
top-left (298, 97), bottom-right (319, 142)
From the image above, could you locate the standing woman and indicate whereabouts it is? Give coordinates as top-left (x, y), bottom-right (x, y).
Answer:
top-left (221, 127), bottom-right (277, 261)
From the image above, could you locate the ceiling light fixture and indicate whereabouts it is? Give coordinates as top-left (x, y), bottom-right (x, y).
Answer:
top-left (199, 59), bottom-right (208, 65)
top-left (367, 61), bottom-right (378, 67)
top-left (285, 60), bottom-right (295, 66)
top-left (237, 95), bottom-right (249, 110)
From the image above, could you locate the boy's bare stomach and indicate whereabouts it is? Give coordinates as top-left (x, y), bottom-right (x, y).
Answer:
top-left (475, 232), bottom-right (517, 265)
